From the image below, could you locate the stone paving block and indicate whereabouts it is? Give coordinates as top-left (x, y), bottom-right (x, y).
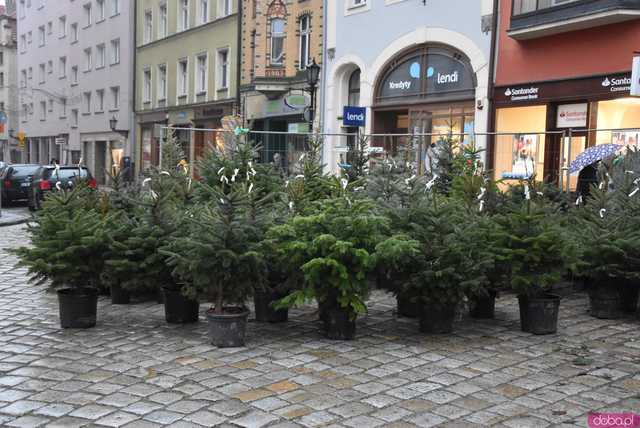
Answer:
top-left (45, 416), bottom-right (93, 428)
top-left (184, 410), bottom-right (227, 427)
top-left (6, 415), bottom-right (49, 427)
top-left (95, 411), bottom-right (139, 427)
top-left (231, 409), bottom-right (279, 428)
top-left (69, 404), bottom-right (117, 420)
top-left (33, 402), bottom-right (75, 417)
top-left (143, 410), bottom-right (184, 424)
top-left (406, 411), bottom-right (447, 427)
top-left (0, 399), bottom-right (46, 415)
top-left (371, 405), bottom-right (413, 422)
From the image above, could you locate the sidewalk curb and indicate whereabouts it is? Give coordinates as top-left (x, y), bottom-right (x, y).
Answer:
top-left (0, 217), bottom-right (31, 227)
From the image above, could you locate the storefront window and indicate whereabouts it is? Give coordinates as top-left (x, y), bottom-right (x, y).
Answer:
top-left (495, 106), bottom-right (547, 181)
top-left (142, 128), bottom-right (152, 171)
top-left (595, 98), bottom-right (640, 147)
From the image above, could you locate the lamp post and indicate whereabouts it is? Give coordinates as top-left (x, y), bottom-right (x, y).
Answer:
top-left (305, 58), bottom-right (321, 132)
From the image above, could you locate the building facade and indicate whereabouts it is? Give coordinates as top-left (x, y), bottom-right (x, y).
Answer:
top-left (240, 0), bottom-right (324, 167)
top-left (492, 0), bottom-right (640, 188)
top-left (322, 0), bottom-right (495, 173)
top-left (17, 0), bottom-right (135, 185)
top-left (0, 5), bottom-right (19, 163)
top-left (135, 0), bottom-right (238, 175)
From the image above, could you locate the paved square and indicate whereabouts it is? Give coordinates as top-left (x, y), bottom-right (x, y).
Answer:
top-left (1, 224), bottom-right (639, 427)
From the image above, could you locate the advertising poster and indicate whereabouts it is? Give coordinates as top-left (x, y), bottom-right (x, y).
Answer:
top-left (612, 130), bottom-right (639, 147)
top-left (502, 134), bottom-right (537, 179)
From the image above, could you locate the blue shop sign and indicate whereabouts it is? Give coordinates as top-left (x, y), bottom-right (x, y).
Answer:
top-left (343, 106), bottom-right (366, 127)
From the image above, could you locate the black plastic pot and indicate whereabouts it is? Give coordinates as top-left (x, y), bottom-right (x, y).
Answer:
top-left (419, 302), bottom-right (456, 334)
top-left (397, 293), bottom-right (420, 318)
top-left (57, 287), bottom-right (98, 329)
top-left (619, 280), bottom-right (639, 313)
top-left (469, 290), bottom-right (498, 319)
top-left (207, 307), bottom-right (250, 348)
top-left (162, 287), bottom-right (199, 324)
top-left (254, 290), bottom-right (288, 323)
top-left (323, 305), bottom-right (356, 340)
top-left (589, 286), bottom-right (620, 319)
top-left (110, 283), bottom-right (131, 305)
top-left (518, 294), bottom-right (560, 334)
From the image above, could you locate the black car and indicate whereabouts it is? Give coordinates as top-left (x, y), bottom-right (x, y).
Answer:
top-left (1, 164), bottom-right (41, 205)
top-left (28, 165), bottom-right (97, 210)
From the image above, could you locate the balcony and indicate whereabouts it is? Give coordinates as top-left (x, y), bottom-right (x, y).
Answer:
top-left (509, 0), bottom-right (640, 40)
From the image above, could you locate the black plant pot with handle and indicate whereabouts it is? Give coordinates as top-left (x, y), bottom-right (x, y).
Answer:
top-left (323, 305), bottom-right (356, 340)
top-left (518, 293), bottom-right (560, 334)
top-left (619, 280), bottom-right (639, 314)
top-left (397, 292), bottom-right (420, 318)
top-left (207, 307), bottom-right (250, 348)
top-left (254, 290), bottom-right (288, 323)
top-left (57, 287), bottom-right (98, 329)
top-left (419, 302), bottom-right (456, 334)
top-left (110, 283), bottom-right (131, 305)
top-left (589, 284), bottom-right (620, 319)
top-left (162, 286), bottom-right (199, 324)
top-left (469, 289), bottom-right (498, 319)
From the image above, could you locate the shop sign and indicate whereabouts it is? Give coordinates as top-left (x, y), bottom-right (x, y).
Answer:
top-left (343, 106), bottom-right (366, 127)
top-left (601, 75), bottom-right (632, 94)
top-left (503, 86), bottom-right (539, 102)
top-left (557, 103), bottom-right (588, 128)
top-left (284, 94), bottom-right (309, 110)
top-left (632, 54), bottom-right (640, 97)
top-left (288, 123), bottom-right (309, 133)
top-left (501, 134), bottom-right (539, 180)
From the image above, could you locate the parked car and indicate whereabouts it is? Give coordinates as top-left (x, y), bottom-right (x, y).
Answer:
top-left (1, 164), bottom-right (41, 206)
top-left (28, 165), bottom-right (97, 211)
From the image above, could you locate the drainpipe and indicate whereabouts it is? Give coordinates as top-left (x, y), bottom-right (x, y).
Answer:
top-left (486, 0), bottom-right (500, 172)
top-left (235, 0), bottom-right (242, 116)
top-left (131, 0), bottom-right (138, 177)
top-left (319, 0), bottom-right (328, 165)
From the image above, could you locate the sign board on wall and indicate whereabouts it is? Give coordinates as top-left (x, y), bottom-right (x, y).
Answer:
top-left (343, 106), bottom-right (366, 127)
top-left (556, 103), bottom-right (588, 128)
top-left (632, 54), bottom-right (640, 97)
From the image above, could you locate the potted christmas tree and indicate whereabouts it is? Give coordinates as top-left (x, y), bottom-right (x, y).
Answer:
top-left (270, 197), bottom-right (389, 340)
top-left (498, 181), bottom-right (573, 334)
top-left (162, 182), bottom-right (262, 347)
top-left (13, 185), bottom-right (109, 328)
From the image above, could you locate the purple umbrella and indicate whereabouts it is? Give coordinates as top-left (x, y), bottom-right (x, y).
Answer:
top-left (569, 144), bottom-right (622, 174)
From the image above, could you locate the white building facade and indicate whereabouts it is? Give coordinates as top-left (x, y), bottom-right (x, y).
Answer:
top-left (0, 6), bottom-right (19, 163)
top-left (17, 0), bottom-right (135, 184)
top-left (321, 0), bottom-right (495, 173)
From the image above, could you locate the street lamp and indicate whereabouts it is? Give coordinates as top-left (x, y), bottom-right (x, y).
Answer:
top-left (305, 58), bottom-right (321, 132)
top-left (109, 116), bottom-right (129, 138)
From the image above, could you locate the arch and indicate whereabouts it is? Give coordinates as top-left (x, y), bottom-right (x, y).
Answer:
top-left (266, 0), bottom-right (287, 18)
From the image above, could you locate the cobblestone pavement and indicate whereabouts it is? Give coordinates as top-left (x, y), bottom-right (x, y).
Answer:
top-left (1, 224), bottom-right (640, 428)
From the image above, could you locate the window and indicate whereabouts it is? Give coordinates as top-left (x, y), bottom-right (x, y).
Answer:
top-left (71, 66), bottom-right (78, 84)
top-left (179, 0), bottom-right (189, 31)
top-left (157, 64), bottom-right (167, 101)
top-left (20, 35), bottom-right (26, 52)
top-left (61, 98), bottom-right (67, 117)
top-left (217, 49), bottom-right (228, 89)
top-left (28, 67), bottom-right (33, 80)
top-left (200, 0), bottom-right (208, 23)
top-left (348, 69), bottom-right (360, 106)
top-left (47, 21), bottom-right (52, 35)
top-left (96, 0), bottom-right (105, 21)
top-left (48, 98), bottom-right (53, 112)
top-left (0, 72), bottom-right (4, 87)
top-left (83, 92), bottom-right (91, 113)
top-left (71, 23), bottom-right (78, 42)
top-left (84, 3), bottom-right (92, 27)
top-left (40, 101), bottom-right (46, 120)
top-left (196, 54), bottom-right (207, 94)
top-left (270, 19), bottom-right (285, 66)
top-left (143, 68), bottom-right (151, 103)
top-left (96, 44), bottom-right (105, 68)
top-left (178, 59), bottom-right (188, 96)
top-left (59, 57), bottom-right (66, 78)
top-left (110, 39), bottom-right (120, 64)
top-left (39, 63), bottom-right (45, 83)
top-left (512, 0), bottom-right (580, 15)
top-left (350, 0), bottom-right (366, 7)
top-left (110, 86), bottom-right (120, 110)
top-left (71, 109), bottom-right (78, 127)
top-left (47, 60), bottom-right (53, 74)
top-left (299, 15), bottom-right (311, 70)
top-left (0, 52), bottom-right (4, 66)
top-left (111, 0), bottom-right (119, 16)
top-left (96, 89), bottom-right (104, 112)
top-left (19, 0), bottom-right (25, 19)
top-left (144, 10), bottom-right (153, 43)
top-left (84, 48), bottom-right (92, 71)
top-left (219, 0), bottom-right (231, 17)
top-left (159, 4), bottom-right (168, 37)
top-left (38, 26), bottom-right (45, 46)
top-left (27, 31), bottom-right (32, 44)
top-left (59, 16), bottom-right (66, 37)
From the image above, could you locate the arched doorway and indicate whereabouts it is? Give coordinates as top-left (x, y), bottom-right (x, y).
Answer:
top-left (373, 44), bottom-right (477, 162)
